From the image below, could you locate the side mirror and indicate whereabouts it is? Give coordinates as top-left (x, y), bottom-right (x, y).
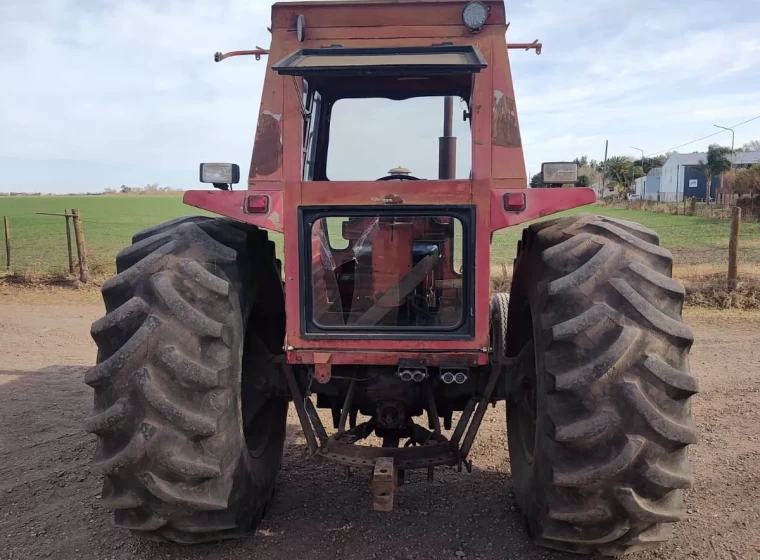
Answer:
top-left (541, 162), bottom-right (578, 185)
top-left (200, 163), bottom-right (240, 191)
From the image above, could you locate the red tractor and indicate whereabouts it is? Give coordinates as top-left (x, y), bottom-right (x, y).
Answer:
top-left (86, 1), bottom-right (698, 555)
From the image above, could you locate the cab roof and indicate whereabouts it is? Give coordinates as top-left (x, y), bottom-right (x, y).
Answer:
top-left (271, 0), bottom-right (506, 30)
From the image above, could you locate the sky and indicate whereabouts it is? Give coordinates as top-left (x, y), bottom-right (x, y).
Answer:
top-left (1, 0), bottom-right (759, 193)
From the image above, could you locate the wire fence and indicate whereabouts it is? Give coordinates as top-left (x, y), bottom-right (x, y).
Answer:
top-left (0, 210), bottom-right (180, 277)
top-left (2, 203), bottom-right (759, 283)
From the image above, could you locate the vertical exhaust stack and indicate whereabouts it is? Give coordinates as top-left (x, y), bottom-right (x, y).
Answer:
top-left (438, 96), bottom-right (457, 180)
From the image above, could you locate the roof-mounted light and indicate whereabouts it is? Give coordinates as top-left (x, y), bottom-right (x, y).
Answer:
top-left (462, 1), bottom-right (490, 33)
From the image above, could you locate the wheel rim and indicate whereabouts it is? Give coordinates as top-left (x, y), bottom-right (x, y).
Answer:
top-left (513, 303), bottom-right (537, 465)
top-left (515, 351), bottom-right (537, 463)
top-left (244, 399), bottom-right (280, 459)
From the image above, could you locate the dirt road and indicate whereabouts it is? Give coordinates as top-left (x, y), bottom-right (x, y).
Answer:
top-left (1, 294), bottom-right (759, 560)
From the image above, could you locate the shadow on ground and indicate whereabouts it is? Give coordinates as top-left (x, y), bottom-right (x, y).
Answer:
top-left (0, 365), bottom-right (586, 560)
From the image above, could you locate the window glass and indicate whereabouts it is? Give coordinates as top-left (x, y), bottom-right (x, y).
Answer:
top-left (310, 214), bottom-right (464, 329)
top-left (326, 97), bottom-right (472, 181)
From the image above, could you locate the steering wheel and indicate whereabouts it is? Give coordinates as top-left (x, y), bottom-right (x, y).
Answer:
top-left (377, 175), bottom-right (422, 181)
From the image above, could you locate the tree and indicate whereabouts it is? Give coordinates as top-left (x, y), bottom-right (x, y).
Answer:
top-left (733, 164), bottom-right (760, 198)
top-left (605, 156), bottom-right (635, 192)
top-left (575, 175), bottom-right (590, 187)
top-left (697, 144), bottom-right (732, 201)
top-left (740, 140), bottom-right (760, 152)
top-left (120, 185), bottom-right (132, 193)
top-left (573, 156), bottom-right (589, 168)
top-left (530, 172), bottom-right (543, 188)
top-left (634, 155), bottom-right (667, 174)
top-left (577, 164), bottom-right (601, 187)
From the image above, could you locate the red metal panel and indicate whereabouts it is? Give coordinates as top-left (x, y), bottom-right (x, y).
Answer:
top-left (183, 190), bottom-right (286, 233)
top-left (283, 178), bottom-right (493, 358)
top-left (305, 25), bottom-right (474, 40)
top-left (289, 350), bottom-right (487, 367)
top-left (272, 1), bottom-right (506, 29)
top-left (490, 33), bottom-right (527, 179)
top-left (470, 38), bottom-right (493, 183)
top-left (489, 188), bottom-right (597, 232)
top-left (248, 29), bottom-right (288, 182)
top-left (300, 180), bottom-right (472, 206)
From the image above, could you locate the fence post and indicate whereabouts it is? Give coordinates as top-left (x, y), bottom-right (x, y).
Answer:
top-left (728, 206), bottom-right (741, 289)
top-left (64, 210), bottom-right (75, 274)
top-left (71, 209), bottom-right (89, 283)
top-left (3, 216), bottom-right (9, 272)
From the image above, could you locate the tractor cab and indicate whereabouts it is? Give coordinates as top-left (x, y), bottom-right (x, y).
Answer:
top-left (271, 44), bottom-right (482, 333)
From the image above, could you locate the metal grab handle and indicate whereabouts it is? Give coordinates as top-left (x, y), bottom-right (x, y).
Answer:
top-left (214, 48), bottom-right (270, 62)
top-left (507, 40), bottom-right (542, 55)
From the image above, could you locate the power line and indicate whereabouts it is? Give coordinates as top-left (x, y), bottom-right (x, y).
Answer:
top-left (646, 115), bottom-right (760, 157)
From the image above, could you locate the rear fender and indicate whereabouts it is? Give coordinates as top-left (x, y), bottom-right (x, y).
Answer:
top-left (183, 190), bottom-right (284, 233)
top-left (490, 188), bottom-right (596, 233)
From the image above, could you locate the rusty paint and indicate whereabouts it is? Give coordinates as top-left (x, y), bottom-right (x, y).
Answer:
top-left (314, 352), bottom-right (332, 384)
top-left (492, 90), bottom-right (521, 148)
top-left (269, 210), bottom-right (282, 229)
top-left (369, 194), bottom-right (404, 205)
top-left (250, 111), bottom-right (283, 178)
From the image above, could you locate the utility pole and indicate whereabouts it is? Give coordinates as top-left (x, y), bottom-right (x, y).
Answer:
top-left (632, 146), bottom-right (645, 199)
top-left (601, 140), bottom-right (609, 195)
top-left (714, 124), bottom-right (735, 159)
top-left (714, 124), bottom-right (735, 203)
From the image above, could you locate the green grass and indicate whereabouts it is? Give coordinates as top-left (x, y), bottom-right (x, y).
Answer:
top-left (1, 195), bottom-right (758, 275)
top-left (0, 196), bottom-right (206, 274)
top-left (492, 206), bottom-right (760, 270)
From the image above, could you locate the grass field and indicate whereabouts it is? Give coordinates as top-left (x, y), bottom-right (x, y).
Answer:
top-left (2, 195), bottom-right (759, 278)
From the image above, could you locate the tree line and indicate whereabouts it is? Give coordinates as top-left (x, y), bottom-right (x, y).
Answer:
top-left (104, 184), bottom-right (184, 194)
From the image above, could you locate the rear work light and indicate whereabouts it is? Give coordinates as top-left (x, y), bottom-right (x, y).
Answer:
top-left (462, 2), bottom-right (490, 33)
top-left (503, 192), bottom-right (527, 212)
top-left (200, 163), bottom-right (240, 185)
top-left (246, 194), bottom-right (270, 213)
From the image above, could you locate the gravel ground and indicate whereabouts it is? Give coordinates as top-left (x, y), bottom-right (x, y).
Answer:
top-left (1, 295), bottom-right (759, 560)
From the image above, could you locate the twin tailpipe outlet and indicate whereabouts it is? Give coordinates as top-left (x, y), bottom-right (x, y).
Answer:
top-left (439, 371), bottom-right (468, 385)
top-left (395, 367), bottom-right (468, 384)
top-left (397, 368), bottom-right (428, 383)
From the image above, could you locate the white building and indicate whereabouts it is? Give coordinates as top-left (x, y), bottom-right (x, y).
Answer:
top-left (634, 168), bottom-right (662, 200)
top-left (659, 151), bottom-right (760, 202)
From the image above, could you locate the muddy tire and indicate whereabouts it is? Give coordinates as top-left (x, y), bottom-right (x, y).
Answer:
top-left (505, 213), bottom-right (698, 556)
top-left (85, 217), bottom-right (287, 543)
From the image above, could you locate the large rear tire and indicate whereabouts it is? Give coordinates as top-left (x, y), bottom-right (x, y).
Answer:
top-left (85, 217), bottom-right (287, 543)
top-left (506, 213), bottom-right (698, 556)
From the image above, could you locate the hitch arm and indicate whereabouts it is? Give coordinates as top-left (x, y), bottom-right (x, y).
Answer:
top-left (214, 48), bottom-right (270, 62)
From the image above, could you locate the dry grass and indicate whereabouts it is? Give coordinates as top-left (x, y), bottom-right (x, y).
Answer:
top-left (486, 264), bottom-right (760, 310)
top-left (674, 262), bottom-right (760, 279)
top-left (684, 274), bottom-right (760, 310)
top-left (4, 252), bottom-right (759, 311)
